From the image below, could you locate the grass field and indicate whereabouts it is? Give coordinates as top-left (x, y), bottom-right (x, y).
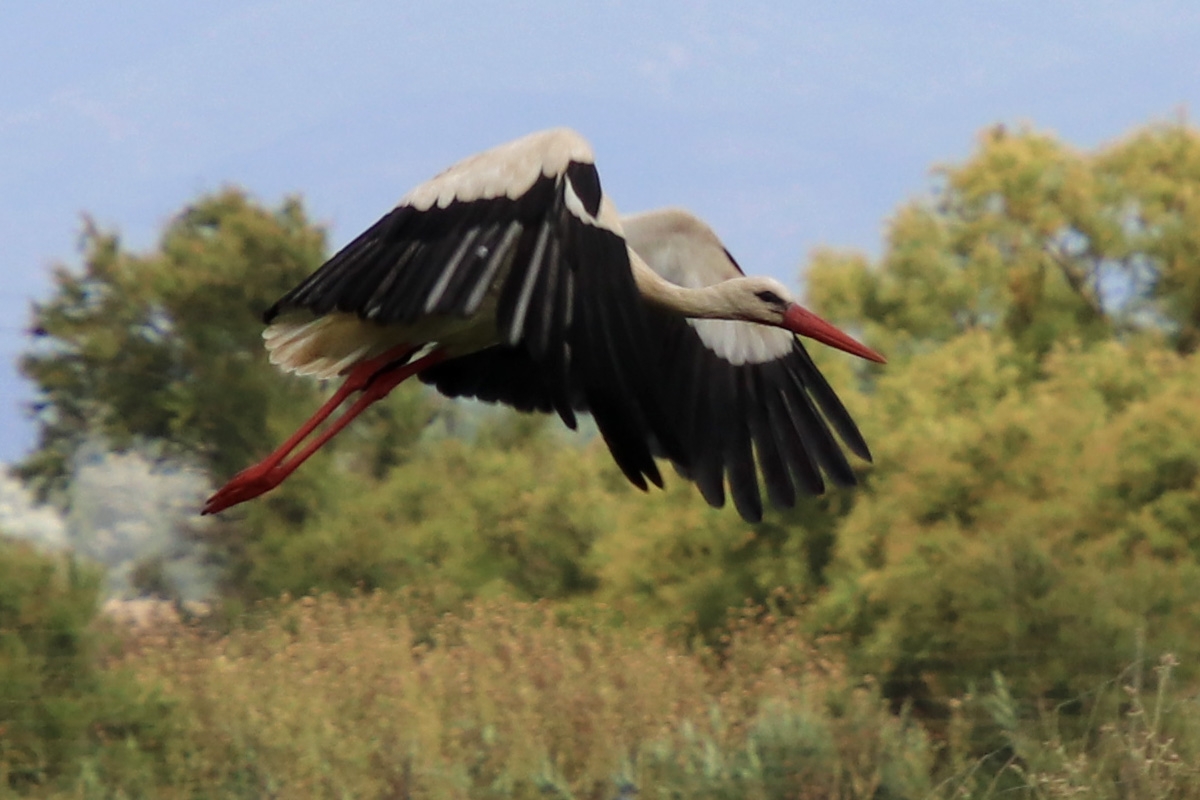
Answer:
top-left (3, 592), bottom-right (1186, 799)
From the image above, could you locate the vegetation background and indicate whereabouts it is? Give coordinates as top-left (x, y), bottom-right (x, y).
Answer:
top-left (3, 119), bottom-right (1200, 797)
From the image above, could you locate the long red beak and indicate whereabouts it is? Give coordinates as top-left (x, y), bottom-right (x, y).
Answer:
top-left (782, 304), bottom-right (887, 364)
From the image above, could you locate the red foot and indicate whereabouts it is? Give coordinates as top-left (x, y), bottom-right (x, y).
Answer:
top-left (202, 463), bottom-right (287, 515)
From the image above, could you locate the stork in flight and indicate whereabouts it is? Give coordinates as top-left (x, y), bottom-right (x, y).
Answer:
top-left (202, 128), bottom-right (885, 522)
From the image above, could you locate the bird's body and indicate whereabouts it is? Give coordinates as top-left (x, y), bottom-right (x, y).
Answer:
top-left (203, 128), bottom-right (885, 520)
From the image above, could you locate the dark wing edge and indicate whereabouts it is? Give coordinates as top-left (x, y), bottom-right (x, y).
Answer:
top-left (265, 163), bottom-right (689, 493)
top-left (648, 308), bottom-right (872, 522)
top-left (423, 301), bottom-right (876, 524)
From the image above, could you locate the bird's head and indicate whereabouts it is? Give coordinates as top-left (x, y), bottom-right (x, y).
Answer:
top-left (731, 277), bottom-right (886, 364)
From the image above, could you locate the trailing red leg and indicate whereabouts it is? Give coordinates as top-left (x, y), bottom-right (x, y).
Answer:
top-left (202, 345), bottom-right (448, 514)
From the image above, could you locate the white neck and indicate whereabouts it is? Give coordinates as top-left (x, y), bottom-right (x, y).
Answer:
top-left (628, 250), bottom-right (743, 320)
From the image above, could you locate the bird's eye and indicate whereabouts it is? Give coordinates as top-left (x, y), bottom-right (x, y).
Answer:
top-left (755, 290), bottom-right (784, 305)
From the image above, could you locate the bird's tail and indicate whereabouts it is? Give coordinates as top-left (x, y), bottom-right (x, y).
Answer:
top-left (263, 312), bottom-right (406, 379)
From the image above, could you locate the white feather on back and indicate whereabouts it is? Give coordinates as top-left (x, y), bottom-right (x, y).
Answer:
top-left (402, 128), bottom-right (595, 211)
top-left (622, 208), bottom-right (795, 366)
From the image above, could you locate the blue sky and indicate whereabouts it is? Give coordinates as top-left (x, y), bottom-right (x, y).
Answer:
top-left (2, 1), bottom-right (1198, 464)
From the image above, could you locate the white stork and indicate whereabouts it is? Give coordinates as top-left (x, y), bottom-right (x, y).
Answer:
top-left (202, 128), bottom-right (885, 521)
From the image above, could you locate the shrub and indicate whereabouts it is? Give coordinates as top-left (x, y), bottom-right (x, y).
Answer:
top-left (0, 537), bottom-right (177, 794)
top-left (121, 592), bottom-right (933, 799)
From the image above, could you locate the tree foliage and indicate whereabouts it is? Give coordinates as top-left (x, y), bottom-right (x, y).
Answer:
top-left (808, 121), bottom-right (1200, 360)
top-left (19, 190), bottom-right (328, 498)
top-left (18, 189), bottom-right (441, 599)
top-left (0, 538), bottom-right (177, 792)
top-left (817, 336), bottom-right (1200, 704)
top-left (799, 121), bottom-right (1200, 707)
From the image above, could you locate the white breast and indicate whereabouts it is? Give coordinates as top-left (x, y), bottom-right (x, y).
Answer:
top-left (687, 318), bottom-right (794, 366)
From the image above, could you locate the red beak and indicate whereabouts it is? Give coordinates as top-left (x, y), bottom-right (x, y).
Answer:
top-left (782, 304), bottom-right (887, 364)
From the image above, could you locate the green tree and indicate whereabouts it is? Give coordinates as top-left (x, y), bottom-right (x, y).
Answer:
top-left (18, 189), bottom-right (438, 599)
top-left (817, 335), bottom-right (1200, 708)
top-left (0, 537), bottom-right (177, 791)
top-left (807, 121), bottom-right (1200, 361)
top-left (19, 190), bottom-right (327, 499)
top-left (1101, 123), bottom-right (1200, 352)
top-left (800, 120), bottom-right (1200, 712)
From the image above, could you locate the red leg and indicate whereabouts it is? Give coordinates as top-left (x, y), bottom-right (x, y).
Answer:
top-left (202, 345), bottom-right (448, 515)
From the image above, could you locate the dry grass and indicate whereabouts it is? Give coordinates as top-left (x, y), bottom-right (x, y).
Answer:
top-left (12, 592), bottom-right (1200, 798)
top-left (114, 593), bottom-right (931, 799)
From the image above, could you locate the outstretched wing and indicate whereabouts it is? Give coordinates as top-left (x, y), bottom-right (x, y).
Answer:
top-left (425, 206), bottom-right (874, 523)
top-left (646, 308), bottom-right (871, 522)
top-left (265, 128), bottom-right (686, 490)
top-left (623, 209), bottom-right (872, 522)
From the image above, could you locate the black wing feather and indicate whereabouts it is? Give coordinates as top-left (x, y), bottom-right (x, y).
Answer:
top-left (632, 307), bottom-right (871, 520)
top-left (745, 370), bottom-right (795, 510)
top-left (780, 356), bottom-right (858, 487)
top-left (723, 369), bottom-right (762, 522)
top-left (790, 345), bottom-right (872, 462)
top-left (761, 368), bottom-right (825, 495)
top-left (685, 337), bottom-right (728, 508)
top-left (266, 162), bottom-right (683, 492)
